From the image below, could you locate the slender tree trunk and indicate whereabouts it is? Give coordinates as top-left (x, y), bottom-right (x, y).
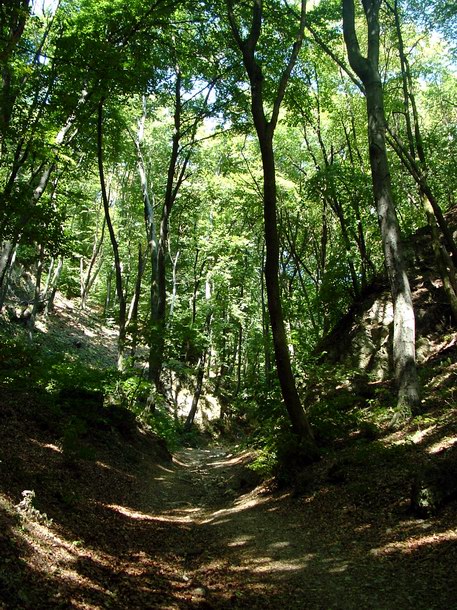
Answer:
top-left (0, 241), bottom-right (18, 310)
top-left (27, 243), bottom-right (45, 334)
top-left (169, 248), bottom-right (180, 318)
top-left (260, 252), bottom-right (273, 387)
top-left (45, 255), bottom-right (63, 314)
top-left (104, 264), bottom-right (114, 318)
top-left (97, 99), bottom-right (127, 371)
top-left (81, 217), bottom-right (106, 309)
top-left (127, 243), bottom-right (146, 357)
top-left (259, 134), bottom-right (316, 439)
top-left (227, 0), bottom-right (316, 449)
top-left (184, 310), bottom-right (212, 432)
top-left (184, 352), bottom-right (207, 432)
top-left (343, 0), bottom-right (420, 418)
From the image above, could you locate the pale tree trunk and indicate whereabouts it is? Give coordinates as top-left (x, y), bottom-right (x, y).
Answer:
top-left (227, 0), bottom-right (317, 451)
top-left (27, 243), bottom-right (45, 335)
top-left (169, 247), bottom-right (179, 318)
top-left (184, 352), bottom-right (207, 432)
top-left (45, 255), bottom-right (63, 314)
top-left (81, 216), bottom-right (106, 309)
top-left (184, 308), bottom-right (213, 432)
top-left (147, 71), bottom-right (213, 390)
top-left (104, 264), bottom-right (114, 318)
top-left (260, 248), bottom-right (273, 387)
top-left (0, 241), bottom-right (18, 310)
top-left (126, 243), bottom-right (146, 357)
top-left (342, 0), bottom-right (420, 419)
top-left (131, 96), bottom-right (159, 363)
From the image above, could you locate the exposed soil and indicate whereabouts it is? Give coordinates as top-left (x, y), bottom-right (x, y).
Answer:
top-left (1, 296), bottom-right (457, 609)
top-left (1, 402), bottom-right (457, 610)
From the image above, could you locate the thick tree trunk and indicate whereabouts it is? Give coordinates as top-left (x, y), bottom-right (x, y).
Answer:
top-left (365, 81), bottom-right (420, 416)
top-left (343, 0), bottom-right (420, 418)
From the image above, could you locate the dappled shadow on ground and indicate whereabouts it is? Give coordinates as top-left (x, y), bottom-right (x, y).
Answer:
top-left (1, 386), bottom-right (457, 609)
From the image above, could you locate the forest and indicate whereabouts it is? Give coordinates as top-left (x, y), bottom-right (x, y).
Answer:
top-left (1, 0), bottom-right (457, 608)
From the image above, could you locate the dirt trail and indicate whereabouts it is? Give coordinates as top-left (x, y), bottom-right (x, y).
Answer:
top-left (136, 446), bottom-right (457, 610)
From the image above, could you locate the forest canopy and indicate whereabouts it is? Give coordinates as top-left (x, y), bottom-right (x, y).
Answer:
top-left (1, 0), bottom-right (457, 453)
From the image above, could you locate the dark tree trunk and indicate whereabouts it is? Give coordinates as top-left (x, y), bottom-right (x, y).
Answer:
top-left (97, 99), bottom-right (127, 371)
top-left (259, 134), bottom-right (316, 440)
top-left (227, 0), bottom-right (316, 450)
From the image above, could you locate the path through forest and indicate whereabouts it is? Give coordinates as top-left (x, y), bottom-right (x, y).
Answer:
top-left (132, 445), bottom-right (457, 609)
top-left (1, 299), bottom-right (456, 609)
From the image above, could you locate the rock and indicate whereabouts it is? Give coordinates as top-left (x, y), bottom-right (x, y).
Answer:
top-left (410, 451), bottom-right (457, 517)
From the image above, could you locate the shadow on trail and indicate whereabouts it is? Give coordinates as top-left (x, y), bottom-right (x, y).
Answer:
top-left (155, 447), bottom-right (457, 610)
top-left (1, 385), bottom-right (457, 609)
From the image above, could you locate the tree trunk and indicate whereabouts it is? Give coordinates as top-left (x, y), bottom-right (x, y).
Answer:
top-left (260, 134), bottom-right (316, 439)
top-left (342, 0), bottom-right (420, 418)
top-left (148, 70), bottom-right (181, 389)
top-left (127, 242), bottom-right (146, 357)
top-left (27, 243), bottom-right (45, 335)
top-left (45, 255), bottom-right (63, 314)
top-left (81, 217), bottom-right (105, 309)
top-left (226, 0), bottom-right (316, 450)
top-left (366, 80), bottom-right (419, 416)
top-left (183, 352), bottom-right (207, 432)
top-left (97, 99), bottom-right (127, 371)
top-left (0, 240), bottom-right (18, 310)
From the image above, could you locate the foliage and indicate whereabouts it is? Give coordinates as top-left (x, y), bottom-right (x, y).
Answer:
top-left (1, 0), bottom-right (456, 456)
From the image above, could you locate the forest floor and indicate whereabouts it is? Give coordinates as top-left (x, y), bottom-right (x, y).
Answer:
top-left (1, 295), bottom-right (457, 608)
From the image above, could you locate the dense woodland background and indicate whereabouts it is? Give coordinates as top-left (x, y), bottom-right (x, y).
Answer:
top-left (1, 0), bottom-right (457, 457)
top-left (1, 0), bottom-right (457, 608)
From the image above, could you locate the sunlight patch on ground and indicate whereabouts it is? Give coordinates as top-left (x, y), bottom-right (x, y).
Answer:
top-left (35, 319), bottom-right (49, 333)
top-left (327, 562), bottom-right (349, 573)
top-left (30, 439), bottom-right (62, 453)
top-left (156, 463), bottom-right (176, 473)
top-left (94, 461), bottom-right (136, 479)
top-left (428, 436), bottom-right (457, 453)
top-left (269, 541), bottom-right (291, 549)
top-left (104, 503), bottom-right (156, 521)
top-left (13, 517), bottom-right (113, 605)
top-left (105, 502), bottom-right (201, 524)
top-left (208, 450), bottom-right (252, 468)
top-left (232, 554), bottom-right (314, 574)
top-left (404, 426), bottom-right (436, 444)
top-left (227, 535), bottom-right (254, 547)
top-left (202, 491), bottom-right (270, 524)
top-left (370, 527), bottom-right (457, 556)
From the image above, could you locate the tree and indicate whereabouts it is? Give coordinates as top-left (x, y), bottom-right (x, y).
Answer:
top-left (342, 0), bottom-right (420, 419)
top-left (226, 0), bottom-right (316, 449)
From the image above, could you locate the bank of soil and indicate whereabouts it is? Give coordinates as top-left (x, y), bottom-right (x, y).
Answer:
top-left (1, 295), bottom-right (457, 608)
top-left (1, 400), bottom-right (457, 610)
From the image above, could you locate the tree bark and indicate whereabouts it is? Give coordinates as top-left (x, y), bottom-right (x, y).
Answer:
top-left (45, 255), bottom-right (63, 314)
top-left (342, 0), bottom-right (420, 418)
top-left (227, 0), bottom-right (316, 449)
top-left (97, 99), bottom-right (127, 371)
